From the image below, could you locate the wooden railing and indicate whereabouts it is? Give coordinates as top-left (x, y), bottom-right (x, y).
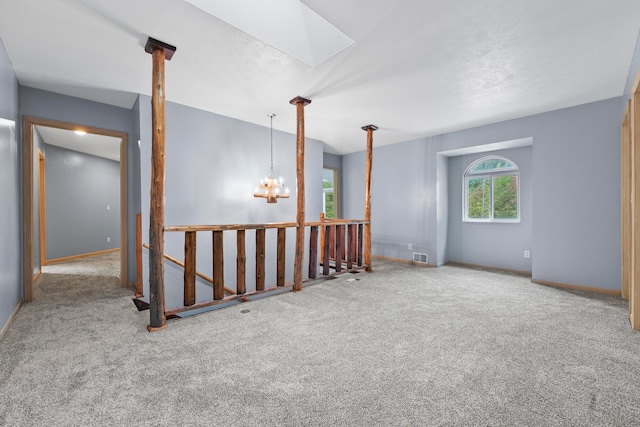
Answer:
top-left (160, 219), bottom-right (368, 317)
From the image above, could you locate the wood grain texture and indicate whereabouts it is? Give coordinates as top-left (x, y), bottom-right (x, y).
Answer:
top-left (148, 47), bottom-right (167, 330)
top-left (357, 223), bottom-right (364, 267)
top-left (622, 101), bottom-right (631, 301)
top-left (277, 227), bottom-right (286, 286)
top-left (323, 224), bottom-right (332, 276)
top-left (308, 226), bottom-right (318, 279)
top-left (347, 224), bottom-right (355, 269)
top-left (184, 231), bottom-right (196, 306)
top-left (256, 228), bottom-right (266, 291)
top-left (237, 229), bottom-right (246, 295)
top-left (142, 243), bottom-right (235, 295)
top-left (362, 125), bottom-right (377, 272)
top-left (165, 222), bottom-right (297, 232)
top-left (335, 225), bottom-right (344, 273)
top-left (213, 230), bottom-right (224, 300)
top-left (290, 96), bottom-right (311, 291)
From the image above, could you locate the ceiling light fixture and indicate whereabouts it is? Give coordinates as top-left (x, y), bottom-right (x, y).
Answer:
top-left (254, 113), bottom-right (289, 203)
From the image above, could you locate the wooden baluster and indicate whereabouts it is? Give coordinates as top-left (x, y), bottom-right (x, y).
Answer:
top-left (277, 228), bottom-right (286, 286)
top-left (319, 213), bottom-right (325, 266)
top-left (323, 224), bottom-right (332, 276)
top-left (212, 230), bottom-right (224, 300)
top-left (347, 224), bottom-right (355, 269)
top-left (309, 226), bottom-right (318, 279)
top-left (362, 125), bottom-right (377, 272)
top-left (335, 225), bottom-right (344, 272)
top-left (357, 223), bottom-right (364, 266)
top-left (145, 37), bottom-right (176, 332)
top-left (237, 229), bottom-right (246, 295)
top-left (184, 231), bottom-right (196, 306)
top-left (330, 225), bottom-right (336, 260)
top-left (256, 228), bottom-right (266, 291)
top-left (291, 96), bottom-right (312, 292)
top-left (342, 224), bottom-right (347, 264)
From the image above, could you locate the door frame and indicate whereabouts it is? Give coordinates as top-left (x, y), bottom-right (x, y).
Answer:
top-left (22, 116), bottom-right (129, 301)
top-left (37, 149), bottom-right (46, 270)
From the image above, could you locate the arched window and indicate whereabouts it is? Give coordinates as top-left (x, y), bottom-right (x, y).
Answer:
top-left (463, 156), bottom-right (520, 222)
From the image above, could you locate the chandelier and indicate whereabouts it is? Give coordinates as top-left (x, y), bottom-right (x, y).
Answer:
top-left (254, 113), bottom-right (289, 203)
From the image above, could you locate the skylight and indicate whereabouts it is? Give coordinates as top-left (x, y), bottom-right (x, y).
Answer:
top-left (183, 0), bottom-right (354, 67)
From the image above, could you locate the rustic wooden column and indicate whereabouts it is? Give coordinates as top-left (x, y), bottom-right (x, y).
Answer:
top-left (362, 125), bottom-right (377, 272)
top-left (290, 96), bottom-right (311, 291)
top-left (145, 37), bottom-right (176, 332)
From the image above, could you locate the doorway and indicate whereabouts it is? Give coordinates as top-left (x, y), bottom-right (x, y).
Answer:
top-left (22, 117), bottom-right (129, 302)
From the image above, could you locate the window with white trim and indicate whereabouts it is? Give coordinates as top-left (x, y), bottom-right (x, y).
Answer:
top-left (463, 156), bottom-right (520, 222)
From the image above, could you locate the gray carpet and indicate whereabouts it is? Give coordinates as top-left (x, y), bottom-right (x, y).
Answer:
top-left (1, 255), bottom-right (640, 426)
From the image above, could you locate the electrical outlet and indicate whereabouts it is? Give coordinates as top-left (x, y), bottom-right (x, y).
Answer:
top-left (524, 250), bottom-right (530, 259)
top-left (408, 243), bottom-right (412, 250)
top-left (107, 237), bottom-right (111, 243)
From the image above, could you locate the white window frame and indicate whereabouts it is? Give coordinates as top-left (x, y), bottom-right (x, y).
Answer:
top-left (463, 155), bottom-right (520, 223)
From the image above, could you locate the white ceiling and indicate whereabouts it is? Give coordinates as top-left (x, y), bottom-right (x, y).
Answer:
top-left (1, 0), bottom-right (639, 154)
top-left (35, 125), bottom-right (121, 161)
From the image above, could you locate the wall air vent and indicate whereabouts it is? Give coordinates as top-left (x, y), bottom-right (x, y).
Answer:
top-left (413, 253), bottom-right (428, 264)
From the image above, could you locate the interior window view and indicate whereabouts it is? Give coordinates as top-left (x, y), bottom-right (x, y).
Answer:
top-left (464, 156), bottom-right (519, 222)
top-left (322, 167), bottom-right (337, 219)
top-left (1, 1), bottom-right (640, 425)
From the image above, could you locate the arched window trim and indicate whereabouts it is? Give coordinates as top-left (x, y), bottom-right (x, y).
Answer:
top-left (463, 155), bottom-right (521, 223)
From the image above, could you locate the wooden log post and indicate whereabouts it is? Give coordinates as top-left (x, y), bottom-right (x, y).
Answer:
top-left (145, 37), bottom-right (176, 332)
top-left (290, 96), bottom-right (311, 291)
top-left (362, 125), bottom-right (378, 272)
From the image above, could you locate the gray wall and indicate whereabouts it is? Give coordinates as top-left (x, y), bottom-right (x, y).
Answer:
top-left (447, 146), bottom-right (533, 272)
top-left (44, 144), bottom-right (120, 260)
top-left (323, 152), bottom-right (343, 218)
top-left (19, 87), bottom-right (137, 283)
top-left (343, 96), bottom-right (623, 291)
top-left (137, 96), bottom-right (323, 304)
top-left (0, 38), bottom-right (21, 332)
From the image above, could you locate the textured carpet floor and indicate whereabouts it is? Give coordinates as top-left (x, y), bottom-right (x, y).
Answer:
top-left (1, 256), bottom-right (640, 426)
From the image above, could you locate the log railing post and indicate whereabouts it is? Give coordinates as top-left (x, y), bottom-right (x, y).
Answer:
top-left (184, 231), bottom-right (196, 306)
top-left (290, 96), bottom-right (312, 291)
top-left (361, 124), bottom-right (378, 272)
top-left (145, 37), bottom-right (176, 332)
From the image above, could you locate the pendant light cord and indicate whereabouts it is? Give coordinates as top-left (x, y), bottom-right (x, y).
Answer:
top-left (269, 113), bottom-right (275, 178)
